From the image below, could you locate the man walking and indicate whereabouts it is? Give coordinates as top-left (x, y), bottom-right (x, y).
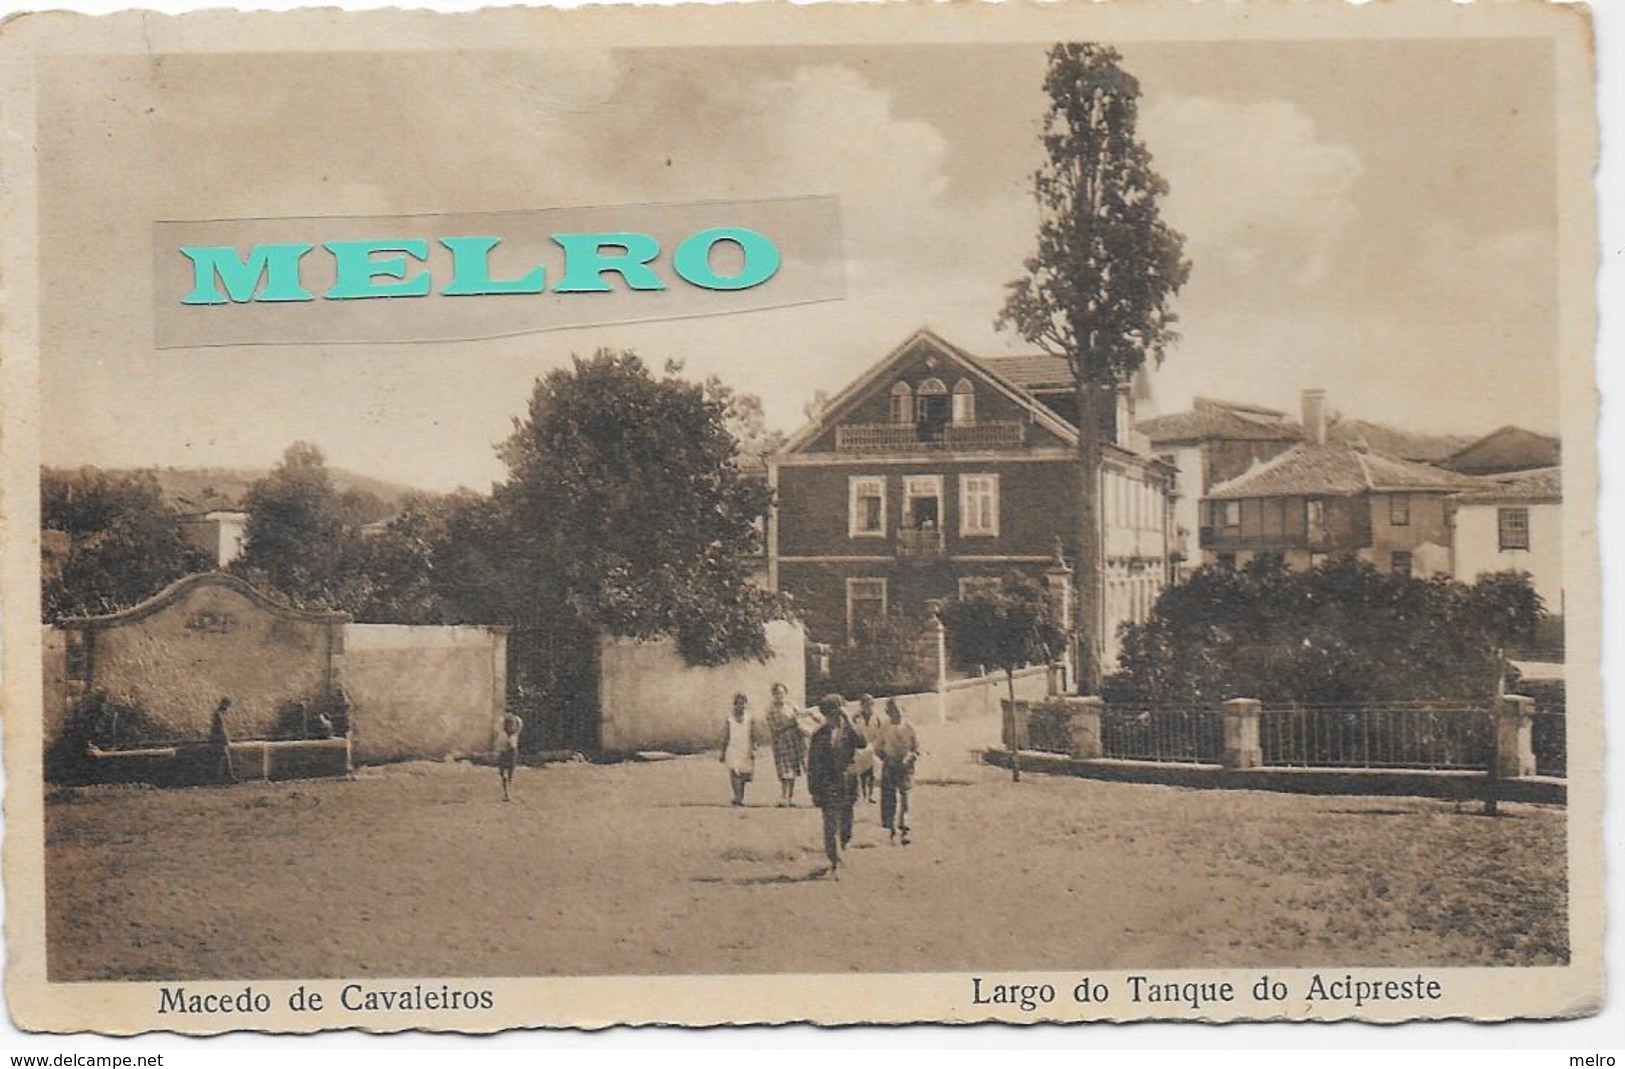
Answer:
top-left (873, 698), bottom-right (919, 845)
top-left (805, 693), bottom-right (859, 876)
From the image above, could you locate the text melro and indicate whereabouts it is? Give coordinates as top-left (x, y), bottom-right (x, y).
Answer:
top-left (179, 229), bottom-right (780, 304)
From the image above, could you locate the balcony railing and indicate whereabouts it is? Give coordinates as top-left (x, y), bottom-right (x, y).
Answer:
top-left (895, 527), bottom-right (946, 558)
top-left (836, 421), bottom-right (1025, 452)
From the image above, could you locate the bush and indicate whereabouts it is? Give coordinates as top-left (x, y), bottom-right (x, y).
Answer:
top-left (45, 690), bottom-right (159, 783)
top-left (1105, 557), bottom-right (1545, 707)
top-left (823, 612), bottom-right (933, 700)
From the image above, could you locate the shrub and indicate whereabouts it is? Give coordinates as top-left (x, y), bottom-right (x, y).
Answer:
top-left (1105, 557), bottom-right (1546, 707)
top-left (823, 612), bottom-right (933, 700)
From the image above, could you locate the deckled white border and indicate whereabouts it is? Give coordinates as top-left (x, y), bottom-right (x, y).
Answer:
top-left (0, 0), bottom-right (1617, 1052)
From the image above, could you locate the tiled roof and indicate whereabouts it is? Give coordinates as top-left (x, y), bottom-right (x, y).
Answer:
top-left (1453, 466), bottom-right (1562, 504)
top-left (1324, 420), bottom-right (1472, 463)
top-left (1208, 443), bottom-right (1481, 500)
top-left (1441, 426), bottom-right (1562, 475)
top-left (1138, 406), bottom-right (1304, 444)
top-left (975, 354), bottom-right (1076, 390)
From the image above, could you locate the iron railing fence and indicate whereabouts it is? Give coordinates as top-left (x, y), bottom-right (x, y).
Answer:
top-left (1259, 703), bottom-right (1494, 771)
top-left (1099, 705), bottom-right (1226, 765)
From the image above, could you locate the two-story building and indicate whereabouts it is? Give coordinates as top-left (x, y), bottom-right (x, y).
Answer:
top-left (768, 328), bottom-right (1174, 671)
top-left (1200, 423), bottom-right (1481, 576)
top-left (1451, 466), bottom-right (1562, 613)
top-left (1138, 395), bottom-right (1305, 581)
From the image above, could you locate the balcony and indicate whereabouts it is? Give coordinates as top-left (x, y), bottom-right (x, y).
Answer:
top-left (895, 527), bottom-right (946, 559)
top-left (836, 421), bottom-right (1025, 453)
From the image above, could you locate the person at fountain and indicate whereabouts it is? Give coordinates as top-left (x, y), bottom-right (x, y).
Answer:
top-left (209, 697), bottom-right (236, 785)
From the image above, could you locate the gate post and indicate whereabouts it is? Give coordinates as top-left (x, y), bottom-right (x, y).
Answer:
top-left (1222, 698), bottom-right (1263, 770)
top-left (1494, 694), bottom-right (1537, 778)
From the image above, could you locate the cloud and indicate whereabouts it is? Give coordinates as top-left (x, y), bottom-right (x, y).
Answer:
top-left (1415, 221), bottom-right (1553, 313)
top-left (1140, 95), bottom-right (1364, 292)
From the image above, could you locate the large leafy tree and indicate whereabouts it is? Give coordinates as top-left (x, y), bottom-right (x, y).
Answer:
top-left (498, 350), bottom-right (781, 665)
top-left (233, 442), bottom-right (389, 608)
top-left (998, 43), bottom-right (1191, 694)
top-left (41, 467), bottom-right (212, 620)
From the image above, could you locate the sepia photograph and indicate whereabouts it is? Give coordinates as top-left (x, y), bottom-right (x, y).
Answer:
top-left (0, 1), bottom-right (1603, 1032)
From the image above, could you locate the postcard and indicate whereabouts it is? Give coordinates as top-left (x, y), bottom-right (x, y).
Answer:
top-left (0, 0), bottom-right (1603, 1032)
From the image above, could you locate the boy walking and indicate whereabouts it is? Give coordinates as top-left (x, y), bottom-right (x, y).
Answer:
top-left (873, 698), bottom-right (919, 845)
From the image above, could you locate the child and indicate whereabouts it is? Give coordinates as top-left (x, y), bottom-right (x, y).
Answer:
top-left (850, 693), bottom-right (878, 804)
top-left (497, 710), bottom-right (524, 802)
top-left (719, 692), bottom-right (756, 806)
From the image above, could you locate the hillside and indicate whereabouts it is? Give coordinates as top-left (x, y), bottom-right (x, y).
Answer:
top-left (42, 464), bottom-right (433, 521)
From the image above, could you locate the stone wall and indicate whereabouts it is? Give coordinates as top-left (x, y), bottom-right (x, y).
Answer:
top-left (342, 624), bottom-right (508, 764)
top-left (598, 620), bottom-right (805, 753)
top-left (62, 573), bottom-right (345, 742)
top-left (44, 574), bottom-right (510, 771)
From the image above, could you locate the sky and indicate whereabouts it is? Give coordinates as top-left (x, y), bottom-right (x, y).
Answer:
top-left (38, 38), bottom-right (1562, 492)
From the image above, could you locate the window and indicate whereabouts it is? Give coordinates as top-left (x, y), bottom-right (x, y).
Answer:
top-left (952, 379), bottom-right (976, 424)
top-left (1499, 507), bottom-right (1530, 551)
top-left (958, 576), bottom-right (1002, 599)
top-left (848, 476), bottom-right (886, 538)
top-left (1389, 494), bottom-right (1411, 526)
top-left (1305, 498), bottom-right (1325, 539)
top-left (888, 381), bottom-right (912, 425)
top-left (959, 474), bottom-right (1000, 536)
top-left (1391, 551), bottom-right (1413, 578)
top-left (902, 474), bottom-right (943, 531)
top-left (1221, 500), bottom-right (1241, 529)
top-left (915, 378), bottom-right (949, 441)
top-left (846, 578), bottom-right (888, 642)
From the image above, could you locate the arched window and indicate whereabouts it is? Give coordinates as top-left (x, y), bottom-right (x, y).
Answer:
top-left (915, 378), bottom-right (949, 441)
top-left (889, 381), bottom-right (913, 425)
top-left (952, 378), bottom-right (976, 424)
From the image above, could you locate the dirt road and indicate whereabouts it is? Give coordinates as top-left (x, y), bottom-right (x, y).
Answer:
top-left (45, 713), bottom-right (1566, 980)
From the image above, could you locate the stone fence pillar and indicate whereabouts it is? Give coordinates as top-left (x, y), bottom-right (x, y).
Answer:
top-left (1062, 696), bottom-right (1104, 760)
top-left (1494, 694), bottom-right (1537, 778)
top-left (1222, 698), bottom-right (1263, 770)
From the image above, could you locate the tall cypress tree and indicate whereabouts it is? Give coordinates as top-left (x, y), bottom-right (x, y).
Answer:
top-left (998, 43), bottom-right (1191, 693)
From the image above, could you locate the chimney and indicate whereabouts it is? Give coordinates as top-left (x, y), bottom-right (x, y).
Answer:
top-left (1301, 389), bottom-right (1327, 445)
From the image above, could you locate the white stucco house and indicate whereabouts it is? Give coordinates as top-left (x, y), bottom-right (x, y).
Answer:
top-left (1451, 467), bottom-right (1562, 616)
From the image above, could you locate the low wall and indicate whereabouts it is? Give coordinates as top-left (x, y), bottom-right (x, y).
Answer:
top-left (980, 749), bottom-right (1567, 805)
top-left (598, 620), bottom-right (805, 753)
top-left (876, 665), bottom-right (1052, 726)
top-left (343, 624), bottom-right (508, 764)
